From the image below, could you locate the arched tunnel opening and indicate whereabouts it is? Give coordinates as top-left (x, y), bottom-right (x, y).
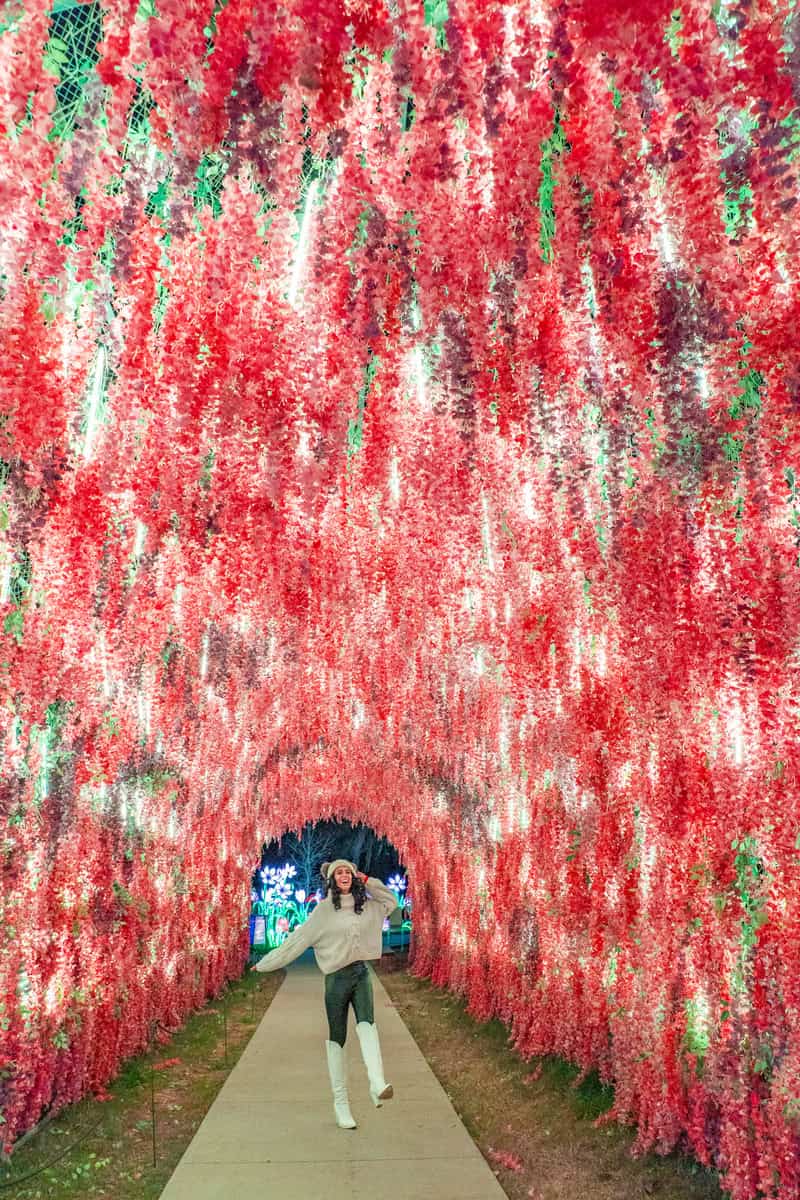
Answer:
top-left (1, 2), bottom-right (799, 1198)
top-left (250, 820), bottom-right (410, 955)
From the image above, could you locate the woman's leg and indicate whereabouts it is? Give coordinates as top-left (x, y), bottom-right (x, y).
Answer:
top-left (353, 967), bottom-right (393, 1106)
top-left (324, 967), bottom-right (356, 1046)
top-left (350, 964), bottom-right (374, 1026)
top-left (323, 969), bottom-right (358, 1129)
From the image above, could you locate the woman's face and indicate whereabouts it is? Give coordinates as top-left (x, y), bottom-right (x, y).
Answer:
top-left (333, 866), bottom-right (353, 893)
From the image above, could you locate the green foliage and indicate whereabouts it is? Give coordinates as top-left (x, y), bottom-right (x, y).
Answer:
top-left (160, 631), bottom-right (180, 673)
top-left (44, 2), bottom-right (103, 141)
top-left (729, 368), bottom-right (763, 421)
top-left (721, 173), bottom-right (754, 240)
top-left (152, 276), bottom-right (170, 334)
top-left (0, 3), bottom-right (25, 37)
top-left (145, 174), bottom-right (171, 220)
top-left (137, 769), bottom-right (178, 794)
top-left (203, 0), bottom-right (232, 57)
top-left (400, 91), bottom-right (416, 132)
top-left (125, 81), bottom-right (156, 151)
top-left (199, 448), bottom-right (216, 492)
top-left (112, 880), bottom-right (135, 908)
top-left (194, 152), bottom-right (229, 218)
top-left (565, 827), bottom-right (581, 862)
top-left (539, 107), bottom-right (571, 263)
top-left (683, 997), bottom-right (711, 1060)
top-left (732, 835), bottom-right (769, 950)
top-left (424, 0), bottom-right (448, 23)
top-left (424, 0), bottom-right (449, 48)
top-left (45, 698), bottom-right (69, 735)
top-left (571, 1068), bottom-right (615, 1121)
top-left (665, 8), bottom-right (684, 58)
top-left (8, 546), bottom-right (31, 605)
top-left (720, 433), bottom-right (743, 463)
top-left (344, 45), bottom-right (375, 101)
top-left (347, 354), bottom-right (379, 458)
top-left (712, 0), bottom-right (745, 56)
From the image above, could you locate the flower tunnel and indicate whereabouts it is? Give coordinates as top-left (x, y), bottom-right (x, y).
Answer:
top-left (2, 1), bottom-right (800, 1197)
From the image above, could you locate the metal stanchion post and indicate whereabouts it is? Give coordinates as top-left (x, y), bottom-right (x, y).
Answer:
top-left (222, 987), bottom-right (228, 1066)
top-left (150, 1060), bottom-right (156, 1168)
top-left (149, 1021), bottom-right (158, 1168)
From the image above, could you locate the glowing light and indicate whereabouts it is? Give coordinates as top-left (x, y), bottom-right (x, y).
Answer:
top-left (39, 730), bottom-right (49, 798)
top-left (593, 633), bottom-right (608, 676)
top-left (580, 259), bottom-right (599, 319)
top-left (133, 521), bottom-right (147, 560)
top-left (726, 699), bottom-right (745, 765)
top-left (97, 631), bottom-right (113, 699)
top-left (462, 585), bottom-right (481, 614)
top-left (199, 628), bottom-right (209, 678)
top-left (83, 346), bottom-right (108, 461)
top-left (650, 192), bottom-right (678, 269)
top-left (414, 346), bottom-right (427, 407)
top-left (481, 493), bottom-right (495, 572)
top-left (0, 556), bottom-right (12, 605)
top-left (570, 628), bottom-right (582, 690)
top-left (288, 178), bottom-right (319, 307)
top-left (389, 453), bottom-right (401, 502)
top-left (252, 863), bottom-right (313, 949)
top-left (498, 699), bottom-right (510, 767)
top-left (696, 363), bottom-right (710, 403)
top-left (296, 427), bottom-right (311, 459)
top-left (136, 688), bottom-right (151, 735)
top-left (45, 977), bottom-right (61, 1014)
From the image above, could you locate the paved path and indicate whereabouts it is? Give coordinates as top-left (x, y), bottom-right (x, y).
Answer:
top-left (159, 954), bottom-right (508, 1200)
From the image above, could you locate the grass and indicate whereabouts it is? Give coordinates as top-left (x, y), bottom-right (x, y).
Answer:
top-left (376, 956), bottom-right (728, 1200)
top-left (0, 968), bottom-right (282, 1200)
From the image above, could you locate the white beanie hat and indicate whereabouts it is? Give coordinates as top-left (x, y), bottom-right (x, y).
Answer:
top-left (321, 859), bottom-right (359, 881)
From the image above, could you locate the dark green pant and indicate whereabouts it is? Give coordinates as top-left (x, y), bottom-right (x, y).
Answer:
top-left (324, 961), bottom-right (374, 1046)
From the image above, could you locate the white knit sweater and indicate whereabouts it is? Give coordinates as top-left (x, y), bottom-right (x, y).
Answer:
top-left (253, 877), bottom-right (399, 976)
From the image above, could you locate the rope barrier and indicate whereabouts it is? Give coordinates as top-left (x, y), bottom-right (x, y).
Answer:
top-left (0, 1117), bottom-right (105, 1190)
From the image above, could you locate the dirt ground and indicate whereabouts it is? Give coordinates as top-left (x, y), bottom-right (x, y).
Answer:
top-left (376, 955), bottom-right (727, 1200)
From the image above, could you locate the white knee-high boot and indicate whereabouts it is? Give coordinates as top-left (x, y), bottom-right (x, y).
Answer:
top-left (325, 1041), bottom-right (357, 1129)
top-left (355, 1021), bottom-right (393, 1107)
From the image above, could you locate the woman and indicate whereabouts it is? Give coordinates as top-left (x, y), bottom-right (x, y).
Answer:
top-left (253, 859), bottom-right (399, 1129)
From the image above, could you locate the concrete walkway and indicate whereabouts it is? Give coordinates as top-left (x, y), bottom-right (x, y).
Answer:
top-left (159, 954), bottom-right (508, 1200)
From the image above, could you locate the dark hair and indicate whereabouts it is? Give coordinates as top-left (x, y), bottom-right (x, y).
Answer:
top-left (326, 872), bottom-right (366, 914)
